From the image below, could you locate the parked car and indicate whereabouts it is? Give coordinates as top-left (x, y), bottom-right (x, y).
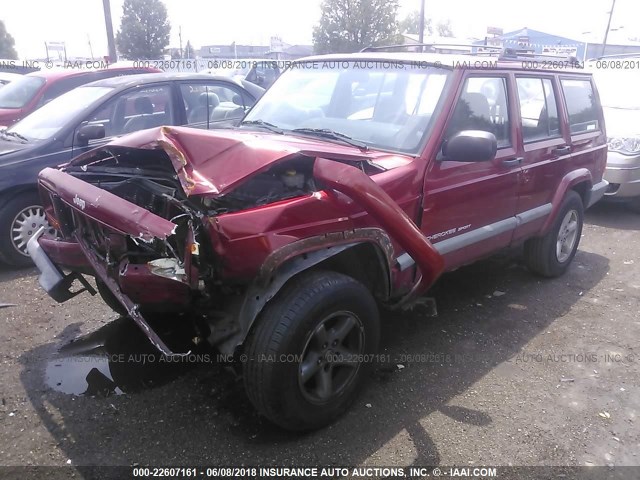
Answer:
top-left (0, 66), bottom-right (161, 127)
top-left (30, 51), bottom-right (607, 431)
top-left (0, 72), bottom-right (263, 265)
top-left (206, 58), bottom-right (281, 88)
top-left (591, 68), bottom-right (640, 212)
top-left (0, 72), bottom-right (22, 88)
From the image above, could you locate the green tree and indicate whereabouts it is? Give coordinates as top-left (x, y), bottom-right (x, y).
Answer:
top-left (116, 0), bottom-right (171, 59)
top-left (0, 20), bottom-right (18, 59)
top-left (399, 10), bottom-right (432, 36)
top-left (184, 40), bottom-right (194, 59)
top-left (436, 19), bottom-right (454, 38)
top-left (399, 11), bottom-right (454, 38)
top-left (313, 0), bottom-right (400, 54)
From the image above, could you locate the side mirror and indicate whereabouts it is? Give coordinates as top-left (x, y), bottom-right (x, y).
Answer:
top-left (442, 130), bottom-right (497, 162)
top-left (76, 124), bottom-right (105, 146)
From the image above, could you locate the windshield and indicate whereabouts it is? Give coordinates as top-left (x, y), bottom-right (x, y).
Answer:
top-left (8, 86), bottom-right (113, 141)
top-left (0, 75), bottom-right (46, 109)
top-left (243, 61), bottom-right (450, 154)
top-left (594, 71), bottom-right (640, 110)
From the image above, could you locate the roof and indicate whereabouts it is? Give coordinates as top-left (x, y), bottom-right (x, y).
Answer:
top-left (295, 51), bottom-right (590, 74)
top-left (25, 66), bottom-right (159, 81)
top-left (82, 72), bottom-right (265, 99)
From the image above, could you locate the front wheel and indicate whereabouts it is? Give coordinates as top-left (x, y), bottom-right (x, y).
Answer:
top-left (0, 192), bottom-right (53, 267)
top-left (243, 270), bottom-right (380, 431)
top-left (524, 190), bottom-right (584, 277)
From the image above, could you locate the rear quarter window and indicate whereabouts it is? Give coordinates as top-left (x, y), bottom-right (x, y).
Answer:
top-left (560, 78), bottom-right (599, 134)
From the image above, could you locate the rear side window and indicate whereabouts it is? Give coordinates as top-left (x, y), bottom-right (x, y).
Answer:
top-left (560, 79), bottom-right (599, 134)
top-left (516, 77), bottom-right (560, 142)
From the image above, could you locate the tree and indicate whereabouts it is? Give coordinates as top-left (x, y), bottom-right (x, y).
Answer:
top-left (184, 40), bottom-right (194, 59)
top-left (400, 10), bottom-right (432, 36)
top-left (436, 19), bottom-right (454, 38)
top-left (116, 0), bottom-right (171, 59)
top-left (0, 20), bottom-right (18, 59)
top-left (399, 11), bottom-right (454, 38)
top-left (313, 0), bottom-right (400, 54)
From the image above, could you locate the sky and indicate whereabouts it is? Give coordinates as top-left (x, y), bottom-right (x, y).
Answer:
top-left (1, 0), bottom-right (639, 59)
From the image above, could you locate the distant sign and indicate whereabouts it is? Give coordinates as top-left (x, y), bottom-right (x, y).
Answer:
top-left (487, 26), bottom-right (503, 36)
top-left (542, 45), bottom-right (578, 56)
top-left (517, 36), bottom-right (530, 44)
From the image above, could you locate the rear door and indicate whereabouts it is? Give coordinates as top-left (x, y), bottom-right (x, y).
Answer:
top-left (511, 74), bottom-right (567, 241)
top-left (422, 72), bottom-right (522, 269)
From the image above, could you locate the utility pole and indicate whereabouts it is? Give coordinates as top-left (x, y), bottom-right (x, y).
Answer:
top-left (418, 0), bottom-right (426, 48)
top-left (88, 34), bottom-right (94, 60)
top-left (179, 26), bottom-right (183, 58)
top-left (601, 0), bottom-right (616, 57)
top-left (102, 0), bottom-right (118, 63)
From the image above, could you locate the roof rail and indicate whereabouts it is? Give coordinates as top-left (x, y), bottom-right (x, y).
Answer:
top-left (498, 48), bottom-right (582, 64)
top-left (359, 43), bottom-right (502, 53)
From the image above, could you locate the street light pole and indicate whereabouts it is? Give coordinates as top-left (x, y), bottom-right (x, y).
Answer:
top-left (102, 0), bottom-right (118, 62)
top-left (601, 0), bottom-right (616, 57)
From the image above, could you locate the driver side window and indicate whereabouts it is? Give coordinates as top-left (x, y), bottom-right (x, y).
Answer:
top-left (445, 76), bottom-right (511, 148)
top-left (84, 85), bottom-right (173, 138)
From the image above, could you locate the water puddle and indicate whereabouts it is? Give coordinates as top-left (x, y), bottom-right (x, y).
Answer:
top-left (45, 316), bottom-right (208, 396)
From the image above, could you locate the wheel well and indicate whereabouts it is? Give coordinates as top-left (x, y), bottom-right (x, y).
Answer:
top-left (0, 185), bottom-right (39, 205)
top-left (311, 243), bottom-right (390, 300)
top-left (571, 181), bottom-right (589, 206)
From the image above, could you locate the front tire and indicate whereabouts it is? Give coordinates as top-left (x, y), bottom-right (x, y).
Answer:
top-left (524, 191), bottom-right (584, 277)
top-left (0, 192), bottom-right (51, 267)
top-left (243, 270), bottom-right (380, 431)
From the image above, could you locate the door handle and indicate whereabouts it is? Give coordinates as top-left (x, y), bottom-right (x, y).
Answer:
top-left (553, 145), bottom-right (571, 155)
top-left (502, 157), bottom-right (523, 167)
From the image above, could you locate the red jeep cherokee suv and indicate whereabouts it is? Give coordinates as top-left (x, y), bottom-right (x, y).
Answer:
top-left (29, 50), bottom-right (607, 430)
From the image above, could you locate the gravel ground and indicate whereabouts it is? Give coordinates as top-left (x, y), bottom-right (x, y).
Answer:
top-left (0, 202), bottom-right (638, 472)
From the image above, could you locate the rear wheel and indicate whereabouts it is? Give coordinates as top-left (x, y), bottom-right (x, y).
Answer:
top-left (0, 192), bottom-right (53, 267)
top-left (243, 270), bottom-right (380, 431)
top-left (524, 191), bottom-right (583, 277)
top-left (627, 196), bottom-right (640, 214)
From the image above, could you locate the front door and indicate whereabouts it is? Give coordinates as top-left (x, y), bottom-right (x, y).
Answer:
top-left (422, 72), bottom-right (522, 270)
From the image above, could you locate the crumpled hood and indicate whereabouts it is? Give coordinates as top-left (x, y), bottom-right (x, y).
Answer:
top-left (68, 126), bottom-right (411, 197)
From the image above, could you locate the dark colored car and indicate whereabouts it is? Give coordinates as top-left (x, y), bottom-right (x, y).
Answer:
top-left (0, 66), bottom-right (161, 127)
top-left (0, 72), bottom-right (263, 265)
top-left (31, 51), bottom-right (607, 430)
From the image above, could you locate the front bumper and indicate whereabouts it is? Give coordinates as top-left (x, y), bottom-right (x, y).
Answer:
top-left (28, 228), bottom-right (190, 357)
top-left (603, 151), bottom-right (640, 199)
top-left (27, 228), bottom-right (96, 303)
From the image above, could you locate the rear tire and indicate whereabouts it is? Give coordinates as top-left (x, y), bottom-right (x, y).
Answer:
top-left (627, 196), bottom-right (640, 214)
top-left (243, 270), bottom-right (380, 431)
top-left (524, 191), bottom-right (583, 277)
top-left (0, 192), bottom-right (49, 267)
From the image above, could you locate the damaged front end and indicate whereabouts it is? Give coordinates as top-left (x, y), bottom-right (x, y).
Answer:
top-left (32, 126), bottom-right (444, 356)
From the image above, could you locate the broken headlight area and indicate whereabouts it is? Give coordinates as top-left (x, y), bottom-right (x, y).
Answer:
top-left (197, 156), bottom-right (318, 215)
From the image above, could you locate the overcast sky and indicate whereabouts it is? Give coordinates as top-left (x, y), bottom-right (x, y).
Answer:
top-left (2, 0), bottom-right (639, 59)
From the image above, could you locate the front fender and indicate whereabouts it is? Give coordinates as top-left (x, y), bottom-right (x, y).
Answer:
top-left (313, 157), bottom-right (445, 302)
top-left (211, 229), bottom-right (395, 354)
